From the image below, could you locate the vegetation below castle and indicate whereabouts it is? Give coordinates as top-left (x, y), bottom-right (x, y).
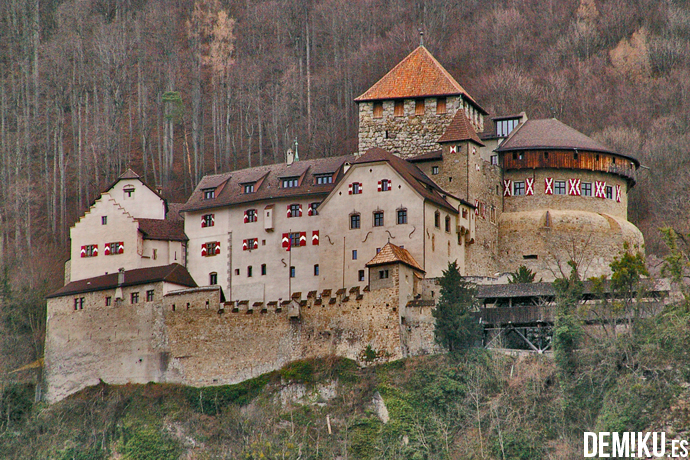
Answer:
top-left (2, 288), bottom-right (690, 460)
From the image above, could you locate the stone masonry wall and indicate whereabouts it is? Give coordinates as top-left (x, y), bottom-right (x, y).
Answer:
top-left (163, 285), bottom-right (408, 388)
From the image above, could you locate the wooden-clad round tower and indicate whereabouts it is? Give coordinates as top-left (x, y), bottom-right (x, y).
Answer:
top-left (495, 118), bottom-right (644, 280)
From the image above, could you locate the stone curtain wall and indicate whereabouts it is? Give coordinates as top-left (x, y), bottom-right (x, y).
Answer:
top-left (163, 285), bottom-right (408, 388)
top-left (44, 283), bottom-right (169, 403)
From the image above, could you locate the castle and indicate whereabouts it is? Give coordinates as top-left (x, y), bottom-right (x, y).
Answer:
top-left (44, 46), bottom-right (644, 402)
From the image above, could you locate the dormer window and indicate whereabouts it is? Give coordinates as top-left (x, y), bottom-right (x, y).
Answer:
top-left (496, 117), bottom-right (520, 137)
top-left (282, 177), bottom-right (299, 188)
top-left (314, 174), bottom-right (333, 185)
top-left (203, 188), bottom-right (216, 199)
top-left (243, 183), bottom-right (255, 194)
top-left (123, 186), bottom-right (135, 198)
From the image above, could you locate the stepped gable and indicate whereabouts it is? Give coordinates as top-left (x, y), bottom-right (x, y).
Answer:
top-left (181, 155), bottom-right (355, 212)
top-left (355, 147), bottom-right (468, 213)
top-left (137, 218), bottom-right (187, 241)
top-left (354, 46), bottom-right (486, 113)
top-left (47, 263), bottom-right (196, 298)
top-left (366, 242), bottom-right (424, 272)
top-left (496, 118), bottom-right (639, 165)
top-left (437, 110), bottom-right (485, 146)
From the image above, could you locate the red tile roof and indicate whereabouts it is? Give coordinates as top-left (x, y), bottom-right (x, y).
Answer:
top-left (437, 110), bottom-right (485, 146)
top-left (137, 218), bottom-right (187, 241)
top-left (355, 148), bottom-right (462, 213)
top-left (47, 264), bottom-right (197, 298)
top-left (366, 242), bottom-right (424, 272)
top-left (181, 155), bottom-right (355, 213)
top-left (354, 46), bottom-right (486, 114)
top-left (496, 118), bottom-right (639, 166)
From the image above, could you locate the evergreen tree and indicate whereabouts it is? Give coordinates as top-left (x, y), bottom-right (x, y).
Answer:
top-left (508, 265), bottom-right (540, 284)
top-left (432, 261), bottom-right (482, 352)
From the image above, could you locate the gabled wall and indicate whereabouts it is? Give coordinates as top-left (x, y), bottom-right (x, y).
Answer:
top-left (109, 178), bottom-right (166, 219)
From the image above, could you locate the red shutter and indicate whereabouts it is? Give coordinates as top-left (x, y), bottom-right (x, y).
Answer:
top-left (118, 242), bottom-right (124, 254)
top-left (544, 177), bottom-right (554, 195)
top-left (450, 145), bottom-right (457, 154)
top-left (312, 230), bottom-right (319, 245)
top-left (348, 183), bottom-right (353, 195)
top-left (525, 178), bottom-right (534, 196)
top-left (80, 246), bottom-right (86, 258)
top-left (299, 232), bottom-right (307, 246)
top-left (378, 180), bottom-right (382, 192)
top-left (595, 181), bottom-right (605, 198)
top-left (503, 179), bottom-right (512, 197)
top-left (359, 182), bottom-right (363, 193)
top-left (568, 179), bottom-right (581, 196)
top-left (474, 199), bottom-right (479, 215)
top-left (243, 239), bottom-right (248, 251)
top-left (92, 245), bottom-right (98, 256)
top-left (286, 205), bottom-right (291, 218)
top-left (215, 242), bottom-right (221, 255)
top-left (201, 244), bottom-right (207, 257)
top-left (616, 185), bottom-right (621, 202)
top-left (253, 239), bottom-right (259, 249)
top-left (202, 215), bottom-right (207, 227)
top-left (298, 204), bottom-right (303, 217)
top-left (308, 204), bottom-right (313, 216)
top-left (104, 244), bottom-right (111, 256)
top-left (282, 233), bottom-right (290, 249)
top-left (244, 210), bottom-right (248, 223)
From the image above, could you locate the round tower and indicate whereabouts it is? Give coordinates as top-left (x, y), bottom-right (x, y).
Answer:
top-left (495, 118), bottom-right (644, 280)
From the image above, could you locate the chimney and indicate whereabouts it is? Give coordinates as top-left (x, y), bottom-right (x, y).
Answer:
top-left (115, 267), bottom-right (125, 300)
top-left (286, 148), bottom-right (294, 165)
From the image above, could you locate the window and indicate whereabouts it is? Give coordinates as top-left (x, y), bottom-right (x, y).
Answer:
top-left (380, 179), bottom-right (391, 191)
top-left (315, 174), bottom-right (333, 185)
top-left (82, 244), bottom-right (98, 257)
top-left (544, 152), bottom-right (549, 160)
top-left (203, 241), bottom-right (219, 257)
top-left (513, 181), bottom-right (525, 196)
top-left (152, 249), bottom-right (157, 260)
top-left (282, 177), bottom-right (299, 188)
top-left (351, 182), bottom-right (362, 194)
top-left (101, 216), bottom-right (107, 225)
top-left (376, 247), bottom-right (381, 253)
top-left (350, 213), bottom-right (361, 229)
top-left (554, 180), bottom-right (566, 195)
top-left (308, 202), bottom-right (319, 216)
top-left (314, 264), bottom-right (319, 276)
top-left (247, 266), bottom-right (253, 277)
top-left (432, 165), bottom-right (439, 175)
top-left (582, 182), bottom-right (592, 197)
top-left (379, 269), bottom-right (389, 279)
top-left (235, 269), bottom-right (240, 276)
top-left (246, 238), bottom-right (258, 251)
top-left (74, 297), bottom-right (84, 310)
top-left (373, 101), bottom-right (383, 118)
top-left (290, 266), bottom-right (295, 278)
top-left (373, 211), bottom-right (384, 227)
top-left (605, 185), bottom-right (613, 200)
top-left (245, 209), bottom-right (257, 223)
top-left (209, 272), bottom-right (218, 285)
top-left (445, 215), bottom-right (451, 232)
top-left (105, 296), bottom-right (112, 306)
top-left (491, 155), bottom-right (498, 165)
top-left (496, 118), bottom-right (520, 137)
top-left (131, 292), bottom-right (139, 304)
top-left (358, 270), bottom-right (365, 282)
top-left (261, 264), bottom-right (267, 275)
top-left (436, 97), bottom-right (446, 114)
top-left (243, 183), bottom-right (255, 194)
top-left (203, 188), bottom-right (216, 199)
top-left (123, 186), bottom-right (135, 198)
top-left (394, 100), bottom-right (404, 117)
top-left (397, 208), bottom-right (407, 224)
top-left (288, 232), bottom-right (301, 248)
top-left (105, 241), bottom-right (123, 256)
top-left (288, 204), bottom-right (301, 218)
top-left (203, 213), bottom-right (215, 227)
top-left (146, 290), bottom-right (154, 302)
top-left (352, 250), bottom-right (358, 260)
top-left (415, 99), bottom-right (425, 116)
top-left (434, 211), bottom-right (440, 228)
